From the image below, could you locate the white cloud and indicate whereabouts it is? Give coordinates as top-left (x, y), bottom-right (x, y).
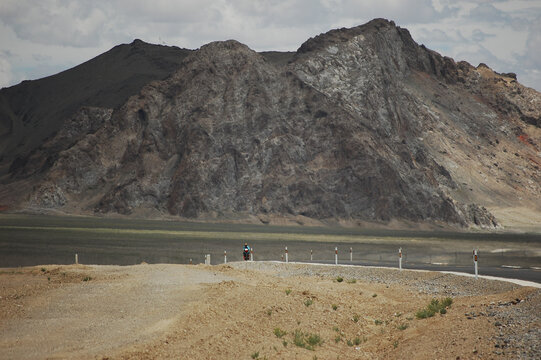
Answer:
top-left (0, 56), bottom-right (14, 88)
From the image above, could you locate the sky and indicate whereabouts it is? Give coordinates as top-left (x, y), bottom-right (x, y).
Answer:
top-left (0, 0), bottom-right (540, 91)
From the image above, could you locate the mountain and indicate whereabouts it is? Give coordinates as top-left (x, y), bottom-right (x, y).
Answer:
top-left (0, 19), bottom-right (540, 229)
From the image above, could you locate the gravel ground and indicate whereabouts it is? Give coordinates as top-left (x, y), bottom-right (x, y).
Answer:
top-left (232, 261), bottom-right (522, 296)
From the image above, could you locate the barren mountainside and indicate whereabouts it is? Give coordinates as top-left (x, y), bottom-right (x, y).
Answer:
top-left (1, 19), bottom-right (540, 229)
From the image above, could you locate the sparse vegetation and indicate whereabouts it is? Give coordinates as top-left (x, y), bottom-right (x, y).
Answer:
top-left (416, 297), bottom-right (453, 319)
top-left (347, 339), bottom-right (353, 347)
top-left (293, 330), bottom-right (322, 350)
top-left (282, 340), bottom-right (288, 347)
top-left (334, 335), bottom-right (341, 343)
top-left (285, 289), bottom-right (292, 295)
top-left (374, 319), bottom-right (383, 325)
top-left (393, 340), bottom-right (399, 348)
top-left (332, 304), bottom-right (338, 310)
top-left (336, 276), bottom-right (343, 283)
top-left (332, 326), bottom-right (340, 332)
top-left (304, 299), bottom-right (313, 307)
top-left (83, 276), bottom-right (92, 282)
top-left (353, 337), bottom-right (361, 345)
top-left (347, 279), bottom-right (357, 284)
top-left (266, 309), bottom-right (272, 316)
top-left (251, 351), bottom-right (259, 359)
top-left (353, 314), bottom-right (360, 323)
top-left (274, 327), bottom-right (287, 338)
top-left (41, 268), bottom-right (46, 273)
top-left (372, 294), bottom-right (377, 298)
top-left (397, 324), bottom-right (409, 330)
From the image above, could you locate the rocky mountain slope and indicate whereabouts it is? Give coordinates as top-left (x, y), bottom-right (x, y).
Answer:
top-left (1, 19), bottom-right (540, 229)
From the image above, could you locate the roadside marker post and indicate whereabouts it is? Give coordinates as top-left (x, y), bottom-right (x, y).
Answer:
top-left (75, 253), bottom-right (78, 265)
top-left (189, 258), bottom-right (192, 265)
top-left (285, 246), bottom-right (289, 263)
top-left (224, 250), bottom-right (227, 264)
top-left (399, 248), bottom-right (402, 271)
top-left (335, 247), bottom-right (338, 265)
top-left (250, 248), bottom-right (254, 262)
top-left (473, 249), bottom-right (478, 279)
top-left (310, 249), bottom-right (313, 261)
top-left (350, 247), bottom-right (353, 262)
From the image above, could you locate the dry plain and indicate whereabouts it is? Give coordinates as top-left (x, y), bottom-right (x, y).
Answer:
top-left (0, 261), bottom-right (539, 359)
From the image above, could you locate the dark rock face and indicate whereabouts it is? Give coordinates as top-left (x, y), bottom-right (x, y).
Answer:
top-left (1, 19), bottom-right (540, 229)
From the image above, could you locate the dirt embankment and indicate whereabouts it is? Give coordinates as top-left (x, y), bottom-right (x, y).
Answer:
top-left (0, 262), bottom-right (539, 359)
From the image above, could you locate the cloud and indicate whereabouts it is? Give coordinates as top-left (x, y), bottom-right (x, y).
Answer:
top-left (0, 56), bottom-right (14, 88)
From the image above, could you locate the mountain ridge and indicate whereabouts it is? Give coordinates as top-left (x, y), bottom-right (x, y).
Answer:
top-left (1, 19), bottom-right (540, 230)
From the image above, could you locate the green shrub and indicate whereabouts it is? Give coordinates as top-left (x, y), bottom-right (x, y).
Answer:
top-left (304, 299), bottom-right (313, 307)
top-left (416, 297), bottom-right (453, 319)
top-left (293, 330), bottom-right (323, 351)
top-left (374, 319), bottom-right (383, 325)
top-left (274, 328), bottom-right (287, 338)
top-left (397, 324), bottom-right (409, 330)
top-left (332, 304), bottom-right (338, 310)
top-left (336, 276), bottom-right (343, 283)
top-left (353, 314), bottom-right (360, 323)
top-left (353, 337), bottom-right (361, 345)
top-left (285, 289), bottom-right (292, 295)
top-left (251, 351), bottom-right (259, 359)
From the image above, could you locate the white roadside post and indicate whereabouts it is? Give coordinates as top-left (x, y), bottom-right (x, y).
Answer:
top-left (224, 250), bottom-right (227, 264)
top-left (350, 247), bottom-right (353, 262)
top-left (250, 247), bottom-right (254, 262)
top-left (335, 247), bottom-right (338, 265)
top-left (75, 253), bottom-right (78, 265)
top-left (310, 249), bottom-right (313, 262)
top-left (285, 246), bottom-right (289, 263)
top-left (473, 249), bottom-right (478, 279)
top-left (189, 258), bottom-right (192, 265)
top-left (399, 248), bottom-right (402, 271)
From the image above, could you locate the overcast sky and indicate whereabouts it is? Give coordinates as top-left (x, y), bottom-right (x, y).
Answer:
top-left (1, 0), bottom-right (540, 91)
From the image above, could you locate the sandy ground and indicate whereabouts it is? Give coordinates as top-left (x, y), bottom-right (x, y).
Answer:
top-left (0, 262), bottom-right (539, 360)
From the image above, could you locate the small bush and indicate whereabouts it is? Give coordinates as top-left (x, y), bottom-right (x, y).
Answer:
top-left (274, 328), bottom-right (287, 338)
top-left (251, 351), bottom-right (259, 359)
top-left (397, 324), bottom-right (409, 330)
top-left (304, 299), bottom-right (313, 307)
top-left (307, 334), bottom-right (322, 347)
top-left (372, 294), bottom-right (377, 298)
top-left (353, 314), bottom-right (360, 323)
top-left (416, 297), bottom-right (453, 319)
top-left (332, 304), bottom-right (338, 310)
top-left (336, 276), bottom-right (344, 283)
top-left (41, 268), bottom-right (46, 273)
top-left (346, 339), bottom-right (353, 347)
top-left (82, 276), bottom-right (92, 282)
top-left (332, 326), bottom-right (340, 332)
top-left (374, 319), bottom-right (383, 325)
top-left (285, 289), bottom-right (292, 295)
top-left (293, 330), bottom-right (322, 351)
top-left (282, 340), bottom-right (288, 347)
top-left (334, 335), bottom-right (341, 343)
top-left (266, 309), bottom-right (272, 316)
top-left (347, 279), bottom-right (357, 284)
top-left (353, 337), bottom-right (361, 345)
